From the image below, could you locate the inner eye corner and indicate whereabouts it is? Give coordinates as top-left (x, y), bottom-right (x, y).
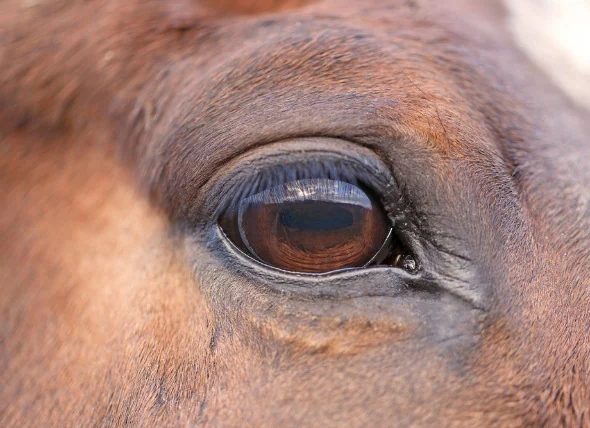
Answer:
top-left (217, 173), bottom-right (419, 276)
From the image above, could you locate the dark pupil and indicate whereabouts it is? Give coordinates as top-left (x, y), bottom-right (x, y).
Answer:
top-left (278, 202), bottom-right (354, 232)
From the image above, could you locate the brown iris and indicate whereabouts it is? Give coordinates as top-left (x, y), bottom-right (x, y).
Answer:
top-left (220, 179), bottom-right (394, 273)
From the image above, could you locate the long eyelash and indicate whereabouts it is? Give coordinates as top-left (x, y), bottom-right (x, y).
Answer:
top-left (212, 159), bottom-right (390, 219)
top-left (244, 179), bottom-right (373, 208)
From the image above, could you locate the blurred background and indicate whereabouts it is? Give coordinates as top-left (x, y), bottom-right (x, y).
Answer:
top-left (506, 0), bottom-right (590, 110)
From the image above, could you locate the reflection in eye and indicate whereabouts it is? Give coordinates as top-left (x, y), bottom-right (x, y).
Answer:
top-left (219, 178), bottom-right (414, 274)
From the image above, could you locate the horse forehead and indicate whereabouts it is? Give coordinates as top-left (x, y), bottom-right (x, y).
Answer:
top-left (136, 2), bottom-right (518, 171)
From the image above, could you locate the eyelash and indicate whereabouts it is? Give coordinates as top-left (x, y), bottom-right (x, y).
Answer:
top-left (212, 159), bottom-right (400, 221)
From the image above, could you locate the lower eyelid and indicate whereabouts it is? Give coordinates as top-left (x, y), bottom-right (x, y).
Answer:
top-left (212, 223), bottom-right (417, 286)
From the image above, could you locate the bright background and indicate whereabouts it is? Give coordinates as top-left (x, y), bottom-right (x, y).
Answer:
top-left (506, 0), bottom-right (590, 110)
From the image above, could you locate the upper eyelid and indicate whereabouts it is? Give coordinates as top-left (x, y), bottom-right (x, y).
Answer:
top-left (190, 138), bottom-right (400, 225)
top-left (135, 21), bottom-right (494, 223)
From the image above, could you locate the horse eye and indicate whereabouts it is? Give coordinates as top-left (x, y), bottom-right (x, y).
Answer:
top-left (219, 178), bottom-right (412, 274)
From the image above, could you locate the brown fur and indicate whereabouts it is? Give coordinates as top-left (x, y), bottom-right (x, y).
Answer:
top-left (1, 0), bottom-right (589, 426)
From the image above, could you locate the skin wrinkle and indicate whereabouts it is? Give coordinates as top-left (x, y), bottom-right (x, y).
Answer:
top-left (1, 0), bottom-right (590, 426)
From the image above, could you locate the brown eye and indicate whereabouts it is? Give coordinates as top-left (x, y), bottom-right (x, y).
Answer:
top-left (219, 178), bottom-right (409, 274)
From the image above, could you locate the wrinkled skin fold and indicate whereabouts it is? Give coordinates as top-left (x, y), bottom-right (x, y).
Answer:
top-left (1, 0), bottom-right (589, 426)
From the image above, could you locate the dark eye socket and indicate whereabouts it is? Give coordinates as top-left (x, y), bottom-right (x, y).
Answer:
top-left (219, 177), bottom-right (415, 274)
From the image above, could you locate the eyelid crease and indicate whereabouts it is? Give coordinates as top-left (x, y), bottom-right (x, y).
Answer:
top-left (242, 178), bottom-right (373, 209)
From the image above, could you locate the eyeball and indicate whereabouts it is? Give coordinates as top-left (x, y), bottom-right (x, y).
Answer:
top-left (219, 178), bottom-right (414, 274)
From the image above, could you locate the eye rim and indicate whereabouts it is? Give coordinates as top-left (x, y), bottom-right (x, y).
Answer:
top-left (192, 137), bottom-right (423, 279)
top-left (193, 138), bottom-right (405, 228)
